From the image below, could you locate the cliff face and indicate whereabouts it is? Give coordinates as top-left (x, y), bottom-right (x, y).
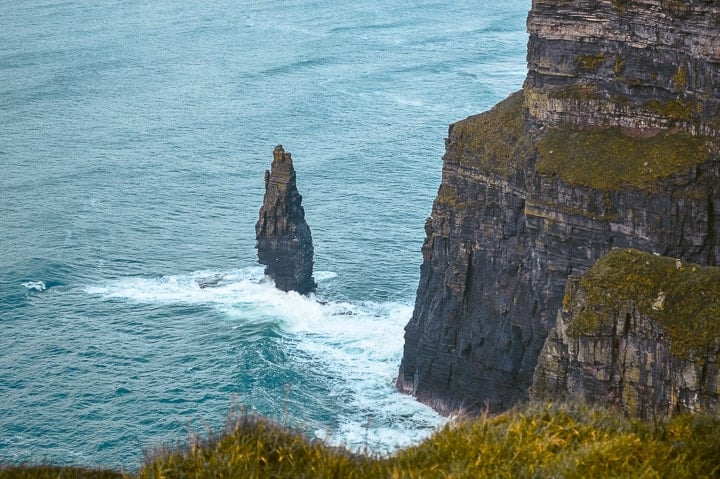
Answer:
top-left (256, 145), bottom-right (316, 295)
top-left (532, 249), bottom-right (720, 417)
top-left (398, 0), bottom-right (720, 414)
top-left (526, 0), bottom-right (720, 136)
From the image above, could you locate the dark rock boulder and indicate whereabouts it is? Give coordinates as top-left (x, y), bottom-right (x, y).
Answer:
top-left (255, 145), bottom-right (316, 294)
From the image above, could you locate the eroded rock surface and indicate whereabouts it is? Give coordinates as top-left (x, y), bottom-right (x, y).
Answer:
top-left (256, 145), bottom-right (316, 294)
top-left (398, 0), bottom-right (720, 415)
top-left (526, 0), bottom-right (720, 137)
top-left (532, 249), bottom-right (720, 418)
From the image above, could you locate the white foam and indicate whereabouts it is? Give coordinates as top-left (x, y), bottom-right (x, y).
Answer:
top-left (85, 267), bottom-right (444, 452)
top-left (22, 281), bottom-right (46, 292)
top-left (286, 301), bottom-right (445, 452)
top-left (314, 270), bottom-right (338, 282)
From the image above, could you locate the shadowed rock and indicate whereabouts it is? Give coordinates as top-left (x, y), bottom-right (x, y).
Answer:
top-left (255, 145), bottom-right (316, 294)
top-left (397, 0), bottom-right (720, 416)
top-left (531, 249), bottom-right (720, 418)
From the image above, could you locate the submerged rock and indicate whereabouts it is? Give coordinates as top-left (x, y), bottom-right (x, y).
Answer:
top-left (255, 145), bottom-right (316, 294)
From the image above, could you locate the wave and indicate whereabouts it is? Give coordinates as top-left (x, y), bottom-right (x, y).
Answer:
top-left (85, 267), bottom-right (444, 453)
top-left (21, 281), bottom-right (47, 292)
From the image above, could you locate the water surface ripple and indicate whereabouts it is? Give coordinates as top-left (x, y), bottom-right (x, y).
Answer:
top-left (1, 0), bottom-right (529, 468)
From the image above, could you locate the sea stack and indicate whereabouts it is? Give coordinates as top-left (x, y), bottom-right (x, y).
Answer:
top-left (255, 145), bottom-right (316, 294)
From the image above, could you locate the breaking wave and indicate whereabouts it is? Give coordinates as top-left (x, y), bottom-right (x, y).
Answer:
top-left (85, 267), bottom-right (443, 454)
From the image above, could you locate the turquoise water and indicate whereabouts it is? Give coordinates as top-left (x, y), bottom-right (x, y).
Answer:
top-left (1, 0), bottom-right (529, 469)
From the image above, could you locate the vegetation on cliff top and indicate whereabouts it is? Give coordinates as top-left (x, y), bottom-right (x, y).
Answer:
top-left (570, 248), bottom-right (720, 359)
top-left (447, 89), bottom-right (716, 193)
top-left (4, 403), bottom-right (720, 478)
top-left (449, 91), bottom-right (533, 176)
top-left (537, 126), bottom-right (715, 191)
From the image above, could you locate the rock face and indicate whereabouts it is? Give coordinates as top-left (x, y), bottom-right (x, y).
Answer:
top-left (532, 249), bottom-right (720, 418)
top-left (398, 0), bottom-right (720, 414)
top-left (256, 145), bottom-right (316, 294)
top-left (526, 0), bottom-right (720, 137)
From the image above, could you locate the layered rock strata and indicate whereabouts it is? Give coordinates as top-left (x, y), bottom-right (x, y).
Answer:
top-left (256, 145), bottom-right (316, 294)
top-left (526, 0), bottom-right (720, 137)
top-left (532, 248), bottom-right (720, 418)
top-left (398, 0), bottom-right (720, 414)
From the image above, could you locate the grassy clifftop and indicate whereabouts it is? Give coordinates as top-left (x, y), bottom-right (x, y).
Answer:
top-left (537, 126), bottom-right (716, 191)
top-left (446, 89), bottom-right (718, 192)
top-left (448, 91), bottom-right (533, 176)
top-left (570, 248), bottom-right (720, 359)
top-left (4, 403), bottom-right (720, 478)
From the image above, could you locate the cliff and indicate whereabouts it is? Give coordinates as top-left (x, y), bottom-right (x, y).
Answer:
top-left (256, 145), bottom-right (316, 295)
top-left (526, 0), bottom-right (720, 137)
top-left (532, 248), bottom-right (720, 418)
top-left (398, 0), bottom-right (720, 414)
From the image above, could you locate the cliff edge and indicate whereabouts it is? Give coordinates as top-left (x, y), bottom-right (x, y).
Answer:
top-left (398, 0), bottom-right (720, 414)
top-left (532, 248), bottom-right (720, 418)
top-left (256, 145), bottom-right (316, 295)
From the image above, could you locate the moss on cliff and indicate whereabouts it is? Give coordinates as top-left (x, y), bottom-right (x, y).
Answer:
top-left (450, 91), bottom-right (533, 176)
top-left (644, 99), bottom-right (698, 122)
top-left (536, 127), bottom-right (714, 191)
top-left (570, 248), bottom-right (720, 359)
top-left (576, 54), bottom-right (605, 72)
top-left (673, 66), bottom-right (689, 93)
top-left (435, 183), bottom-right (481, 210)
top-left (546, 84), bottom-right (601, 101)
top-left (613, 55), bottom-right (625, 76)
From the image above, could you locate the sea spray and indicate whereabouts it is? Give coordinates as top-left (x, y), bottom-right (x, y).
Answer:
top-left (86, 267), bottom-right (444, 454)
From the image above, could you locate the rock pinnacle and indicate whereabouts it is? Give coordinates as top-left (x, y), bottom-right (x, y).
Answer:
top-left (255, 145), bottom-right (316, 294)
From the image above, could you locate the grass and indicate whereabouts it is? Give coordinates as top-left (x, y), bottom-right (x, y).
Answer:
top-left (569, 248), bottom-right (720, 359)
top-left (4, 403), bottom-right (720, 478)
top-left (536, 126), bottom-right (715, 191)
top-left (0, 466), bottom-right (122, 479)
top-left (448, 91), bottom-right (533, 176)
top-left (452, 89), bottom-right (715, 193)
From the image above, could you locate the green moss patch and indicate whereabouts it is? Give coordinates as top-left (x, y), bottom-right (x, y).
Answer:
top-left (613, 0), bottom-right (628, 14)
top-left (450, 91), bottom-right (533, 175)
top-left (570, 248), bottom-right (720, 359)
top-left (536, 126), bottom-right (714, 191)
top-left (546, 84), bottom-right (601, 101)
top-left (576, 54), bottom-right (605, 72)
top-left (613, 55), bottom-right (625, 76)
top-left (674, 66), bottom-right (689, 93)
top-left (435, 183), bottom-right (479, 210)
top-left (644, 99), bottom-right (696, 122)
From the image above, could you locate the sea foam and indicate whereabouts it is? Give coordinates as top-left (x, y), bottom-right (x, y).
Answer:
top-left (21, 281), bottom-right (47, 292)
top-left (85, 267), bottom-right (444, 453)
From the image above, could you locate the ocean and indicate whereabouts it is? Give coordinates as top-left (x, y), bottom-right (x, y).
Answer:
top-left (0, 0), bottom-right (529, 469)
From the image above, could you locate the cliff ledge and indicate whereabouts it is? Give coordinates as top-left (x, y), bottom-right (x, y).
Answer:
top-left (398, 0), bottom-right (720, 414)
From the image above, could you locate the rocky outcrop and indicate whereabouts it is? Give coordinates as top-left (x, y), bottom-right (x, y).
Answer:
top-left (526, 0), bottom-right (720, 137)
top-left (532, 248), bottom-right (720, 418)
top-left (255, 145), bottom-right (316, 294)
top-left (398, 0), bottom-right (720, 414)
